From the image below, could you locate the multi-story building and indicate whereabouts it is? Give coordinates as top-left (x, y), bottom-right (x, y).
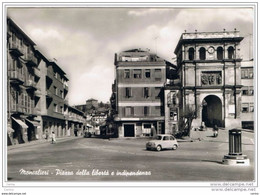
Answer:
top-left (36, 50), bottom-right (69, 139)
top-left (7, 18), bottom-right (41, 145)
top-left (164, 65), bottom-right (181, 135)
top-left (65, 106), bottom-right (86, 136)
top-left (241, 60), bottom-right (254, 129)
top-left (174, 30), bottom-right (244, 130)
top-left (113, 49), bottom-right (168, 137)
top-left (86, 98), bottom-right (99, 111)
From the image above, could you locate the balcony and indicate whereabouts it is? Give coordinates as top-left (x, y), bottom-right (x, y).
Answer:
top-left (10, 104), bottom-right (25, 114)
top-left (9, 42), bottom-right (24, 57)
top-left (45, 90), bottom-right (53, 100)
top-left (34, 67), bottom-right (41, 78)
top-left (34, 89), bottom-right (41, 97)
top-left (25, 53), bottom-right (38, 67)
top-left (9, 70), bottom-right (24, 84)
top-left (63, 83), bottom-right (68, 91)
top-left (26, 107), bottom-right (38, 116)
top-left (46, 70), bottom-right (53, 83)
top-left (25, 79), bottom-right (37, 91)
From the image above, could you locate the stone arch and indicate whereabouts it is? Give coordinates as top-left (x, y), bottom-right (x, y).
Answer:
top-left (188, 47), bottom-right (195, 60)
top-left (202, 95), bottom-right (223, 127)
top-left (228, 46), bottom-right (235, 59)
top-left (199, 47), bottom-right (206, 60)
top-left (217, 46), bottom-right (224, 60)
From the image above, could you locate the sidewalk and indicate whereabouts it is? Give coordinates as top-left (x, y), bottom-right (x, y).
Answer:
top-left (7, 136), bottom-right (80, 151)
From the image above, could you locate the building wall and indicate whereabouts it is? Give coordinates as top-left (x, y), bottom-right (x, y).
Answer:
top-left (240, 61), bottom-right (254, 129)
top-left (7, 18), bottom-right (41, 145)
top-left (175, 31), bottom-right (243, 129)
top-left (164, 89), bottom-right (179, 135)
top-left (114, 49), bottom-right (166, 137)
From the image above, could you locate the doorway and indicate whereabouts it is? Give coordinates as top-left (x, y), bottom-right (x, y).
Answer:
top-left (202, 95), bottom-right (223, 127)
top-left (124, 124), bottom-right (135, 137)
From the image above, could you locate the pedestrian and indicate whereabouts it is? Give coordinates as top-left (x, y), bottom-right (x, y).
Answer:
top-left (213, 124), bottom-right (219, 137)
top-left (45, 130), bottom-right (49, 141)
top-left (51, 131), bottom-right (56, 144)
top-left (151, 124), bottom-right (157, 138)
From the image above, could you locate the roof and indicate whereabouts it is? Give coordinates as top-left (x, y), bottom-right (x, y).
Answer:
top-left (86, 98), bottom-right (98, 102)
top-left (7, 17), bottom-right (36, 46)
top-left (174, 30), bottom-right (244, 54)
top-left (123, 48), bottom-right (149, 52)
top-left (68, 106), bottom-right (84, 115)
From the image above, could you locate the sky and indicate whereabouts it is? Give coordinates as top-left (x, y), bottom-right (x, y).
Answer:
top-left (7, 6), bottom-right (254, 106)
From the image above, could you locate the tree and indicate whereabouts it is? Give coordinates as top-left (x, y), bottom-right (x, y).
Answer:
top-left (182, 106), bottom-right (196, 137)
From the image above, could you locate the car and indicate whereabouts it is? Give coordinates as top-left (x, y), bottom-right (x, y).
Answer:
top-left (146, 134), bottom-right (179, 151)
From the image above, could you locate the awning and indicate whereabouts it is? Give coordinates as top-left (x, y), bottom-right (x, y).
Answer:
top-left (25, 119), bottom-right (41, 127)
top-left (11, 117), bottom-right (28, 128)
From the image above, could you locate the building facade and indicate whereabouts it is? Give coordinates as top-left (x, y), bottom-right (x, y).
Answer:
top-left (114, 49), bottom-right (168, 137)
top-left (174, 30), bottom-right (244, 129)
top-left (7, 18), bottom-right (41, 145)
top-left (36, 50), bottom-right (69, 139)
top-left (241, 60), bottom-right (254, 129)
top-left (65, 106), bottom-right (86, 136)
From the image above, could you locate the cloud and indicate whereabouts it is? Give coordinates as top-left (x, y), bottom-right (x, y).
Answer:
top-left (30, 28), bottom-right (64, 42)
top-left (128, 8), bottom-right (171, 16)
top-left (7, 7), bottom-right (254, 105)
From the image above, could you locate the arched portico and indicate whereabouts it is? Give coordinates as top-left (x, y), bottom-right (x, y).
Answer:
top-left (202, 95), bottom-right (223, 127)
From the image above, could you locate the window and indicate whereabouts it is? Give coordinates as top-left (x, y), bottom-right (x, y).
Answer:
top-left (144, 106), bottom-right (149, 116)
top-left (242, 89), bottom-right (248, 95)
top-left (24, 93), bottom-right (27, 112)
top-left (242, 103), bottom-right (254, 113)
top-left (124, 69), bottom-right (130, 79)
top-left (133, 69), bottom-right (142, 78)
top-left (217, 47), bottom-right (224, 60)
top-left (125, 107), bottom-right (133, 116)
top-left (249, 69), bottom-right (253, 78)
top-left (155, 106), bottom-right (161, 110)
top-left (188, 48), bottom-right (195, 60)
top-left (54, 86), bottom-right (58, 95)
top-left (228, 46), bottom-right (234, 59)
top-left (199, 47), bottom-right (206, 60)
top-left (163, 136), bottom-right (170, 140)
top-left (172, 94), bottom-right (177, 105)
top-left (155, 87), bottom-right (161, 99)
top-left (170, 136), bottom-right (175, 140)
top-left (125, 87), bottom-right (132, 98)
top-left (155, 69), bottom-right (162, 81)
top-left (54, 103), bottom-right (57, 112)
top-left (143, 124), bottom-right (151, 129)
top-left (60, 106), bottom-right (63, 114)
top-left (21, 93), bottom-right (24, 107)
top-left (144, 87), bottom-right (150, 98)
top-left (250, 105), bottom-right (254, 112)
top-left (54, 71), bottom-right (58, 78)
top-left (242, 87), bottom-right (254, 96)
top-left (170, 109), bottom-right (178, 121)
top-left (241, 68), bottom-right (254, 79)
top-left (145, 69), bottom-right (151, 78)
top-left (60, 90), bottom-right (63, 98)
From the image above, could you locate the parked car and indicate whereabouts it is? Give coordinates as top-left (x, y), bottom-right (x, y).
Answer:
top-left (146, 134), bottom-right (179, 151)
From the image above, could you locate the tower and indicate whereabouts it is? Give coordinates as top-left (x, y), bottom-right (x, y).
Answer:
top-left (174, 30), bottom-right (244, 129)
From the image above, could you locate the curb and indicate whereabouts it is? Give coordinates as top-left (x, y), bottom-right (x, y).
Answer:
top-left (7, 136), bottom-right (80, 151)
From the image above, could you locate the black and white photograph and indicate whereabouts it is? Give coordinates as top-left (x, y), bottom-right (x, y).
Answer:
top-left (1, 1), bottom-right (258, 195)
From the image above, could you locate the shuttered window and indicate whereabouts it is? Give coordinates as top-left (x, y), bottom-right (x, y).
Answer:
top-left (154, 69), bottom-right (161, 81)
